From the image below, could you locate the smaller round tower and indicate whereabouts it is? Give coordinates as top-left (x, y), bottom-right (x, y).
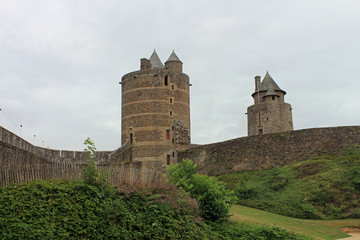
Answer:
top-left (247, 72), bottom-right (293, 136)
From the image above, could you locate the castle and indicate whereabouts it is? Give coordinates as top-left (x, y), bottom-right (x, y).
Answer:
top-left (120, 50), bottom-right (190, 167)
top-left (247, 72), bottom-right (293, 136)
top-left (1, 50), bottom-right (359, 187)
top-left (119, 51), bottom-right (294, 164)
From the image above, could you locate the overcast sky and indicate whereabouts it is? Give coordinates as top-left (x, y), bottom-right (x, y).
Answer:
top-left (0, 0), bottom-right (359, 151)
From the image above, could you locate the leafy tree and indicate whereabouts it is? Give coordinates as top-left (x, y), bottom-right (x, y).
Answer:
top-left (167, 159), bottom-right (237, 222)
top-left (83, 137), bottom-right (108, 186)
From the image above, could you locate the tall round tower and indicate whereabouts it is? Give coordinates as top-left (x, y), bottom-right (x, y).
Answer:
top-left (247, 72), bottom-right (293, 136)
top-left (120, 50), bottom-right (190, 167)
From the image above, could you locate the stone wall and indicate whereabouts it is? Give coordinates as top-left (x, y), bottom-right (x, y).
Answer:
top-left (178, 126), bottom-right (360, 176)
top-left (121, 63), bottom-right (190, 167)
top-left (0, 126), bottom-right (163, 187)
top-left (247, 101), bottom-right (293, 136)
top-left (0, 126), bottom-right (111, 164)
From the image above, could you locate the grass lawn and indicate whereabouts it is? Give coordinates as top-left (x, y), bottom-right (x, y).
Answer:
top-left (230, 205), bottom-right (360, 240)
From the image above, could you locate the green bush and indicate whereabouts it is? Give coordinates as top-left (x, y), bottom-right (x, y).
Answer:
top-left (0, 180), bottom-right (208, 239)
top-left (167, 159), bottom-right (237, 222)
top-left (207, 221), bottom-right (312, 240)
top-left (235, 180), bottom-right (257, 199)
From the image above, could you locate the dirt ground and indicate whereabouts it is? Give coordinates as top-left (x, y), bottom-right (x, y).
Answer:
top-left (338, 227), bottom-right (360, 240)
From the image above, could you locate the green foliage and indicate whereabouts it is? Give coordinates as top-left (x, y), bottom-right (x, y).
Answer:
top-left (82, 137), bottom-right (108, 187)
top-left (0, 180), bottom-right (208, 239)
top-left (0, 177), bottom-right (313, 239)
top-left (218, 150), bottom-right (360, 219)
top-left (235, 180), bottom-right (257, 199)
top-left (167, 159), bottom-right (237, 222)
top-left (207, 221), bottom-right (313, 240)
top-left (0, 179), bottom-right (308, 239)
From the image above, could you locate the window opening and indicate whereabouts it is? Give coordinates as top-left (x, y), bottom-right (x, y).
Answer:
top-left (129, 133), bottom-right (133, 144)
top-left (172, 138), bottom-right (175, 144)
top-left (172, 84), bottom-right (174, 90)
top-left (164, 76), bottom-right (168, 86)
top-left (172, 126), bottom-right (175, 131)
top-left (272, 96), bottom-right (275, 100)
top-left (172, 152), bottom-right (175, 157)
top-left (170, 111), bottom-right (173, 116)
top-left (259, 129), bottom-right (263, 135)
top-left (167, 155), bottom-right (171, 165)
top-left (170, 98), bottom-right (173, 104)
top-left (258, 112), bottom-right (261, 125)
top-left (166, 130), bottom-right (170, 140)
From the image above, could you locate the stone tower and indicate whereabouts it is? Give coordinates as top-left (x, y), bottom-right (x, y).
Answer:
top-left (247, 72), bottom-right (293, 136)
top-left (120, 50), bottom-right (191, 167)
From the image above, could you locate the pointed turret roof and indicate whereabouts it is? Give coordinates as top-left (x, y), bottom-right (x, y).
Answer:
top-left (149, 50), bottom-right (165, 69)
top-left (259, 71), bottom-right (286, 95)
top-left (166, 50), bottom-right (182, 63)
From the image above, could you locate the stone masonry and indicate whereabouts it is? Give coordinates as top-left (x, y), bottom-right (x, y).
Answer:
top-left (247, 72), bottom-right (293, 136)
top-left (120, 50), bottom-right (191, 176)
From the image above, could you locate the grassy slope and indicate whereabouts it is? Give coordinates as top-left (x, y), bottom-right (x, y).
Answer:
top-left (230, 205), bottom-right (359, 240)
top-left (218, 150), bottom-right (360, 219)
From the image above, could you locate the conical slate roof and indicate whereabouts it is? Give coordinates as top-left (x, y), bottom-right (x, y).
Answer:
top-left (259, 71), bottom-right (286, 95)
top-left (264, 83), bottom-right (280, 97)
top-left (166, 51), bottom-right (182, 63)
top-left (149, 50), bottom-right (165, 69)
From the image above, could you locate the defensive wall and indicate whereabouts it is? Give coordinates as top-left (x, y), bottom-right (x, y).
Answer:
top-left (178, 126), bottom-right (360, 176)
top-left (0, 126), bottom-right (163, 187)
top-left (2, 125), bottom-right (360, 187)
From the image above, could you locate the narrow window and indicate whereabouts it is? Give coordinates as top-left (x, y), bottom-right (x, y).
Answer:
top-left (172, 152), bottom-right (175, 157)
top-left (172, 126), bottom-right (175, 131)
top-left (164, 76), bottom-right (168, 86)
top-left (129, 133), bottom-right (133, 144)
top-left (170, 111), bottom-right (173, 116)
top-left (267, 117), bottom-right (269, 121)
top-left (272, 96), bottom-right (275, 100)
top-left (167, 155), bottom-right (171, 165)
top-left (258, 112), bottom-right (261, 125)
top-left (170, 98), bottom-right (173, 104)
top-left (259, 129), bottom-right (263, 135)
top-left (172, 84), bottom-right (174, 90)
top-left (172, 138), bottom-right (175, 144)
top-left (166, 130), bottom-right (170, 140)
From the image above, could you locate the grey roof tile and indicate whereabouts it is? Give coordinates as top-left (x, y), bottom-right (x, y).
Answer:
top-left (149, 50), bottom-right (165, 69)
top-left (259, 71), bottom-right (286, 95)
top-left (166, 51), bottom-right (182, 62)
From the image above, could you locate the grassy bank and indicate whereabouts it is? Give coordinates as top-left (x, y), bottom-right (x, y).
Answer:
top-left (230, 205), bottom-right (359, 240)
top-left (218, 149), bottom-right (360, 219)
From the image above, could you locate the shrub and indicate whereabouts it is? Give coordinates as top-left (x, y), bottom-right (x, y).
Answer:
top-left (167, 159), bottom-right (237, 222)
top-left (235, 180), bottom-right (257, 199)
top-left (207, 221), bottom-right (312, 240)
top-left (0, 179), bottom-right (209, 239)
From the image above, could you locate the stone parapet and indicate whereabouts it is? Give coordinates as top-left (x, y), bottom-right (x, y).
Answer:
top-left (178, 126), bottom-right (360, 176)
